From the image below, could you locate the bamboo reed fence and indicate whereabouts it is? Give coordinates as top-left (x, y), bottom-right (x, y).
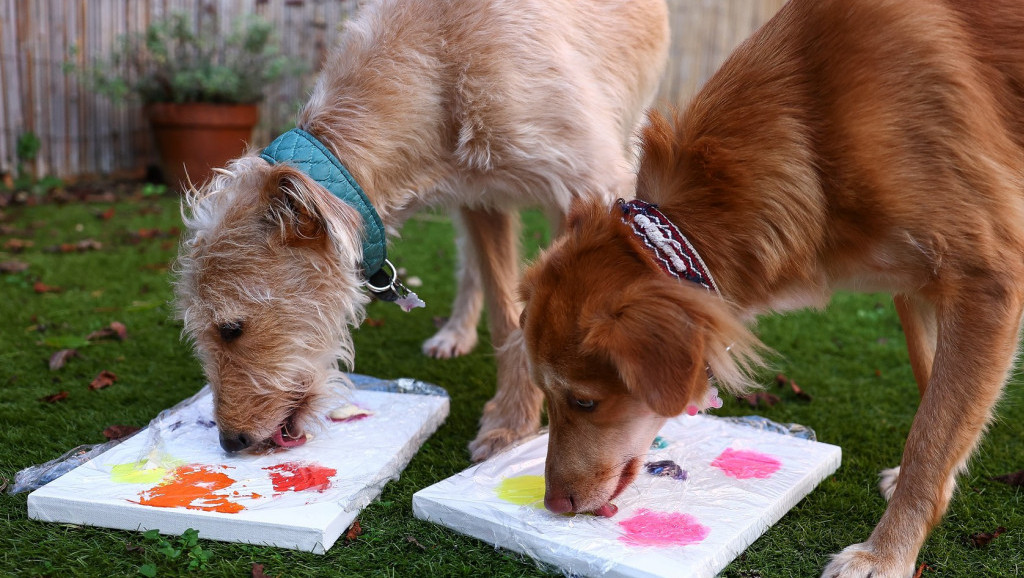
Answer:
top-left (0, 0), bottom-right (785, 181)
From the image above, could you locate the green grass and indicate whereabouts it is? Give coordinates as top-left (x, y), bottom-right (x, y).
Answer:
top-left (1, 190), bottom-right (1021, 577)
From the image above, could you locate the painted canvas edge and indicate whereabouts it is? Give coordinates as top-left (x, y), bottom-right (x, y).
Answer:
top-left (27, 392), bottom-right (451, 553)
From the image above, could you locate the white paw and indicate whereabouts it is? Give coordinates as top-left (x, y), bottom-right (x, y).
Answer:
top-left (878, 466), bottom-right (900, 501)
top-left (823, 543), bottom-right (914, 578)
top-left (422, 325), bottom-right (478, 359)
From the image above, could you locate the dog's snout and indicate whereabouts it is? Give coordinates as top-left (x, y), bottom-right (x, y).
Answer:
top-left (219, 430), bottom-right (253, 453)
top-left (544, 492), bottom-right (575, 514)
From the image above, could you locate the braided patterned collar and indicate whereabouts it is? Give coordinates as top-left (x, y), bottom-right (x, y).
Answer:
top-left (617, 198), bottom-right (726, 415)
top-left (617, 198), bottom-right (720, 295)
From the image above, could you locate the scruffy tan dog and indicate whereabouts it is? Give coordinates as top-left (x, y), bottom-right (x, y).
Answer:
top-left (520, 0), bottom-right (1024, 576)
top-left (173, 0), bottom-right (669, 456)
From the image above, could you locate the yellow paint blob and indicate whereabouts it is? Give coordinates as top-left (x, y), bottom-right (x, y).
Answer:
top-left (111, 459), bottom-right (185, 485)
top-left (496, 475), bottom-right (546, 508)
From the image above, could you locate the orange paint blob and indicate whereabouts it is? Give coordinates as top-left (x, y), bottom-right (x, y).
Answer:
top-left (263, 462), bottom-right (336, 494)
top-left (136, 464), bottom-right (244, 513)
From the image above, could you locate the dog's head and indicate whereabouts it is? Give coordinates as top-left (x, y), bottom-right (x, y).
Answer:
top-left (520, 199), bottom-right (763, 516)
top-left (174, 156), bottom-right (370, 453)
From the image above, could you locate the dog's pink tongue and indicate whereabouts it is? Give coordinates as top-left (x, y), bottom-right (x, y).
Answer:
top-left (272, 428), bottom-right (307, 448)
top-left (593, 502), bottom-right (618, 517)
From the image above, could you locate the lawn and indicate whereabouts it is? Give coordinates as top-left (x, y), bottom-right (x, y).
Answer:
top-left (1, 187), bottom-right (1021, 577)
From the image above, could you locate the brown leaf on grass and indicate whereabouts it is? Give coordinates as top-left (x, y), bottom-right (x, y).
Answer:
top-left (992, 470), bottom-right (1024, 487)
top-left (33, 281), bottom-right (62, 293)
top-left (345, 519), bottom-right (363, 541)
top-left (365, 318), bottom-right (385, 327)
top-left (0, 474), bottom-right (8, 493)
top-left (47, 239), bottom-right (103, 253)
top-left (102, 424), bottom-right (140, 440)
top-left (89, 370), bottom-right (117, 390)
top-left (405, 535), bottom-right (427, 550)
top-left (0, 260), bottom-right (29, 273)
top-left (98, 207), bottom-right (116, 221)
top-left (87, 321), bottom-right (128, 341)
top-left (251, 563), bottom-right (272, 578)
top-left (913, 563), bottom-right (932, 578)
top-left (775, 373), bottom-right (813, 401)
top-left (41, 391), bottom-right (69, 403)
top-left (49, 348), bottom-right (79, 370)
top-left (738, 392), bottom-right (780, 408)
top-left (968, 526), bottom-right (1006, 548)
top-left (3, 238), bottom-right (34, 252)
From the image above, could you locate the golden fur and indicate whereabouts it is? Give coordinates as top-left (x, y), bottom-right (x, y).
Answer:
top-left (520, 0), bottom-right (1024, 576)
top-left (174, 0), bottom-right (669, 456)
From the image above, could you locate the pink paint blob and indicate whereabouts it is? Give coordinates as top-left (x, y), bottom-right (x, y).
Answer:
top-left (618, 509), bottom-right (710, 547)
top-left (711, 448), bottom-right (781, 479)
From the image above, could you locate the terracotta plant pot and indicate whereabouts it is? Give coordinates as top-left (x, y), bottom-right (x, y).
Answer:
top-left (145, 103), bottom-right (259, 189)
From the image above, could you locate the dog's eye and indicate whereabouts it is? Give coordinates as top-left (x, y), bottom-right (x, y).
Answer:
top-left (218, 321), bottom-right (244, 342)
top-left (573, 398), bottom-right (597, 411)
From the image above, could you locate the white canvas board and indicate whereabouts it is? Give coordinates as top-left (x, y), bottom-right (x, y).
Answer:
top-left (413, 414), bottom-right (841, 578)
top-left (29, 379), bottom-right (449, 553)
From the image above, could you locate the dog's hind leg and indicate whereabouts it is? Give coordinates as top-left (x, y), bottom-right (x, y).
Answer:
top-left (460, 207), bottom-right (544, 461)
top-left (825, 288), bottom-right (1023, 578)
top-left (880, 294), bottom-right (939, 500)
top-left (422, 210), bottom-right (484, 359)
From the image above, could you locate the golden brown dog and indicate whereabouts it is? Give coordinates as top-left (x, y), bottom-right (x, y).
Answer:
top-left (519, 0), bottom-right (1024, 575)
top-left (174, 0), bottom-right (668, 456)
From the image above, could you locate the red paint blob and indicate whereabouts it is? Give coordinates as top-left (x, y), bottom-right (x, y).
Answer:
top-left (263, 462), bottom-right (337, 493)
top-left (136, 464), bottom-right (244, 513)
top-left (711, 448), bottom-right (781, 479)
top-left (618, 509), bottom-right (710, 547)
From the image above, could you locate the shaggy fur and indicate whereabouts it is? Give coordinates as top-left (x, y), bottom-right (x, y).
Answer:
top-left (520, 0), bottom-right (1024, 576)
top-left (174, 0), bottom-right (669, 455)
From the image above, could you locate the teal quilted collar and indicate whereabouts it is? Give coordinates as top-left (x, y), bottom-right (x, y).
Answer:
top-left (260, 128), bottom-right (387, 276)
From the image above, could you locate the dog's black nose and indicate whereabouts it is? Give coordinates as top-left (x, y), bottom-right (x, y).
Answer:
top-left (219, 431), bottom-right (253, 453)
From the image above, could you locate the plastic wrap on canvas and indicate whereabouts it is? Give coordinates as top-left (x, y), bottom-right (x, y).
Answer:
top-left (24, 374), bottom-right (449, 553)
top-left (413, 414), bottom-right (841, 578)
top-left (11, 373), bottom-right (447, 496)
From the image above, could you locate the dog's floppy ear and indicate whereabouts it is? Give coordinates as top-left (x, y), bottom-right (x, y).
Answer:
top-left (581, 277), bottom-right (763, 416)
top-left (264, 165), bottom-right (363, 253)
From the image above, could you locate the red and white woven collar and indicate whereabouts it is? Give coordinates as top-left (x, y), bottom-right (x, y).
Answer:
top-left (616, 198), bottom-right (720, 295)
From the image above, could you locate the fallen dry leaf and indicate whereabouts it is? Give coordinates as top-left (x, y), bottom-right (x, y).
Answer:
top-left (89, 370), bottom-right (117, 390)
top-left (993, 470), bottom-right (1024, 487)
top-left (345, 519), bottom-right (363, 541)
top-left (98, 207), bottom-right (116, 221)
top-left (33, 281), bottom-right (62, 294)
top-left (3, 238), bottom-right (34, 252)
top-left (365, 318), bottom-right (385, 327)
top-left (102, 424), bottom-right (140, 440)
top-left (775, 373), bottom-right (813, 401)
top-left (49, 349), bottom-right (79, 371)
top-left (913, 563), bottom-right (932, 578)
top-left (738, 391), bottom-right (781, 408)
top-left (968, 526), bottom-right (1006, 548)
top-left (86, 321), bottom-right (128, 341)
top-left (0, 474), bottom-right (8, 493)
top-left (251, 563), bottom-right (271, 578)
top-left (41, 391), bottom-right (69, 403)
top-left (405, 535), bottom-right (427, 550)
top-left (0, 260), bottom-right (29, 273)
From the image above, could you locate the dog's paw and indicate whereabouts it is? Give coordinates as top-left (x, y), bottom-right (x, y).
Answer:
top-left (422, 325), bottom-right (478, 359)
top-left (822, 543), bottom-right (915, 578)
top-left (468, 427), bottom-right (529, 462)
top-left (878, 466), bottom-right (900, 501)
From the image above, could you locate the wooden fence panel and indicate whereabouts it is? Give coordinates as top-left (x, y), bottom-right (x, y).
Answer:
top-left (0, 0), bottom-right (783, 181)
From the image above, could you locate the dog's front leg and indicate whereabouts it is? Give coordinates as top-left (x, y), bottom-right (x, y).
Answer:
top-left (459, 207), bottom-right (544, 461)
top-left (824, 291), bottom-right (1022, 577)
top-left (422, 210), bottom-right (484, 358)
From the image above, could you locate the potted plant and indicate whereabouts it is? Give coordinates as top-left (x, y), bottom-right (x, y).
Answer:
top-left (74, 12), bottom-right (297, 187)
